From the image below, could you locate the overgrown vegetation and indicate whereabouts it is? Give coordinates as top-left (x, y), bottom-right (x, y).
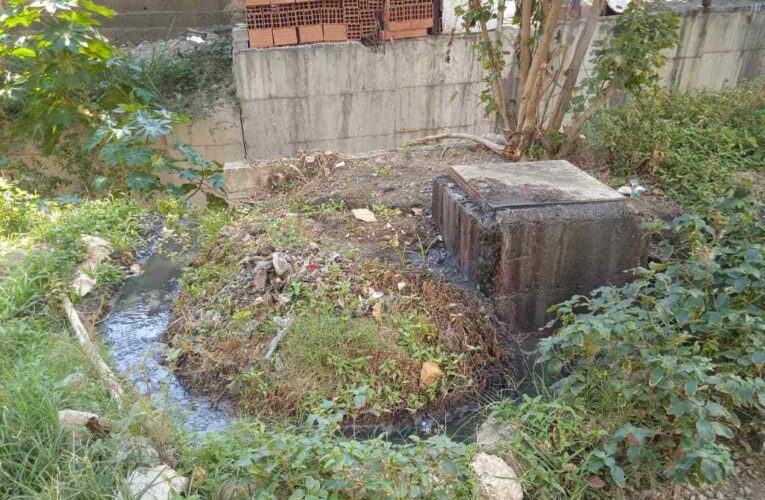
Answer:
top-left (587, 82), bottom-right (765, 206)
top-left (183, 423), bottom-right (475, 498)
top-left (0, 0), bottom-right (224, 200)
top-left (138, 28), bottom-right (235, 116)
top-left (484, 185), bottom-right (764, 496)
top-left (433, 0), bottom-right (679, 158)
top-left (0, 181), bottom-right (481, 497)
top-left (0, 184), bottom-right (147, 497)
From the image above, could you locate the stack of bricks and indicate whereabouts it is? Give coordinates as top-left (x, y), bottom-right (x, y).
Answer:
top-left (246, 0), bottom-right (434, 48)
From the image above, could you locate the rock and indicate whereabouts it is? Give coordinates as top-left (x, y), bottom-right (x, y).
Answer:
top-left (59, 409), bottom-right (101, 428)
top-left (129, 263), bottom-right (142, 275)
top-left (55, 372), bottom-right (88, 392)
top-left (419, 361), bottom-right (443, 387)
top-left (251, 265), bottom-right (269, 292)
top-left (412, 207), bottom-right (424, 216)
top-left (72, 235), bottom-right (113, 297)
top-left (477, 415), bottom-right (516, 451)
top-left (471, 452), bottom-right (523, 500)
top-left (119, 465), bottom-right (189, 500)
top-left (115, 436), bottom-right (161, 466)
top-left (213, 478), bottom-right (264, 500)
top-left (351, 208), bottom-right (378, 223)
top-left (272, 252), bottom-right (290, 276)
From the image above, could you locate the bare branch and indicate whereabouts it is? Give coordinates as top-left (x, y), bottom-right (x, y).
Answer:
top-left (406, 133), bottom-right (506, 155)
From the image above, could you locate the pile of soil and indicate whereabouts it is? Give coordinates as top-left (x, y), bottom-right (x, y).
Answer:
top-left (166, 195), bottom-right (509, 425)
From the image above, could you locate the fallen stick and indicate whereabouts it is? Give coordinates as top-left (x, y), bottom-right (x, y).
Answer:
top-left (405, 133), bottom-right (506, 155)
top-left (63, 297), bottom-right (125, 408)
top-left (264, 315), bottom-right (293, 360)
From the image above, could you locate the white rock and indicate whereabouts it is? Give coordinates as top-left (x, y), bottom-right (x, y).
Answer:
top-left (59, 409), bottom-right (100, 427)
top-left (272, 252), bottom-right (290, 276)
top-left (351, 208), bottom-right (378, 223)
top-left (477, 415), bottom-right (516, 451)
top-left (72, 235), bottom-right (113, 297)
top-left (119, 465), bottom-right (189, 500)
top-left (617, 186), bottom-right (632, 196)
top-left (471, 453), bottom-right (523, 500)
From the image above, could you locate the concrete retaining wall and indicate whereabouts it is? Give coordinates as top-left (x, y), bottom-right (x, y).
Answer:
top-left (233, 1), bottom-right (764, 160)
top-left (233, 26), bottom-right (500, 159)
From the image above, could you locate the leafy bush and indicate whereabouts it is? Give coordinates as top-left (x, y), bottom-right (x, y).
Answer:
top-left (0, 0), bottom-right (223, 200)
top-left (0, 177), bottom-right (39, 236)
top-left (538, 186), bottom-right (764, 486)
top-left (586, 82), bottom-right (765, 206)
top-left (184, 422), bottom-right (474, 499)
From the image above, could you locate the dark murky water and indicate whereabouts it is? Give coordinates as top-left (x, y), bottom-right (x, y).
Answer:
top-left (101, 245), bottom-right (234, 434)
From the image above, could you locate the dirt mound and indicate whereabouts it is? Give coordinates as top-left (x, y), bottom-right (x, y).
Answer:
top-left (166, 206), bottom-right (509, 425)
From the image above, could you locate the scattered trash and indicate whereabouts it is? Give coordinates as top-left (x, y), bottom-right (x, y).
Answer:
top-left (617, 179), bottom-right (648, 198)
top-left (352, 208), bottom-right (378, 223)
top-left (185, 35), bottom-right (206, 44)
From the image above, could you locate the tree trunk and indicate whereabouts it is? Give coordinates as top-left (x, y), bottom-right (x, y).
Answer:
top-left (549, 0), bottom-right (605, 131)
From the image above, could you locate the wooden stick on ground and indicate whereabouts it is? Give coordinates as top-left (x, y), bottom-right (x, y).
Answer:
top-left (63, 297), bottom-right (125, 408)
top-left (406, 133), bottom-right (506, 155)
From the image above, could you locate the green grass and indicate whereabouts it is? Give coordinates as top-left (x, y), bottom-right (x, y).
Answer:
top-left (586, 81), bottom-right (765, 207)
top-left (0, 193), bottom-right (148, 497)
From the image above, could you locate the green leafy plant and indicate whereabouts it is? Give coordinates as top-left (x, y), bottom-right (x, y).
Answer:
top-left (586, 82), bottom-right (765, 206)
top-left (441, 0), bottom-right (679, 158)
top-left (0, 0), bottom-right (224, 200)
top-left (539, 186), bottom-right (764, 486)
top-left (183, 422), bottom-right (475, 499)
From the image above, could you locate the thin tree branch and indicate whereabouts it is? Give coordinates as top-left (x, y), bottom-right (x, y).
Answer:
top-left (406, 133), bottom-right (506, 155)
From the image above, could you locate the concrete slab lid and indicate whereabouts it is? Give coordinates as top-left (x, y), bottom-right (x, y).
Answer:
top-left (448, 160), bottom-right (625, 210)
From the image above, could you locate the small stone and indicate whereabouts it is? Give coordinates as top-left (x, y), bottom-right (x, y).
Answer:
top-left (115, 436), bottom-right (161, 466)
top-left (55, 372), bottom-right (88, 392)
top-left (251, 265), bottom-right (268, 292)
top-left (272, 252), bottom-right (290, 276)
top-left (213, 478), bottom-right (265, 500)
top-left (351, 208), bottom-right (378, 223)
top-left (129, 263), bottom-right (142, 275)
top-left (412, 207), bottom-right (424, 216)
top-left (419, 361), bottom-right (443, 387)
top-left (471, 452), bottom-right (523, 500)
top-left (476, 415), bottom-right (516, 451)
top-left (119, 465), bottom-right (189, 500)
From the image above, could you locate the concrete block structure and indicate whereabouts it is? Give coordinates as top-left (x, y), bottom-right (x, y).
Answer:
top-left (432, 161), bottom-right (648, 332)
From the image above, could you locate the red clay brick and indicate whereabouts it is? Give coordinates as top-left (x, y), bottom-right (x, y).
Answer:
top-left (322, 23), bottom-right (348, 41)
top-left (249, 28), bottom-right (274, 47)
top-left (298, 24), bottom-right (324, 43)
top-left (382, 28), bottom-right (427, 40)
top-left (273, 27), bottom-right (298, 45)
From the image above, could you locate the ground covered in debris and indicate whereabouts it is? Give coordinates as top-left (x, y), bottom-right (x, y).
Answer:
top-left (166, 148), bottom-right (516, 426)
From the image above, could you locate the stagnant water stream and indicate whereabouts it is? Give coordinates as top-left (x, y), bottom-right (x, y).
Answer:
top-left (101, 245), bottom-right (235, 434)
top-left (101, 239), bottom-right (488, 439)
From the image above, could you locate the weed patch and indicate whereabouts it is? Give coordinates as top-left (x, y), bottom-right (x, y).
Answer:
top-left (586, 82), bottom-right (765, 207)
